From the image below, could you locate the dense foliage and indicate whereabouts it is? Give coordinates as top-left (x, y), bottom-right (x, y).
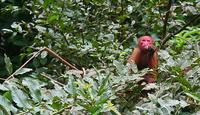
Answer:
top-left (0, 0), bottom-right (199, 114)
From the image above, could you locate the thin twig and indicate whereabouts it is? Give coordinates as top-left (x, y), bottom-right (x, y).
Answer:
top-left (0, 78), bottom-right (6, 81)
top-left (158, 8), bottom-right (164, 23)
top-left (41, 73), bottom-right (65, 86)
top-left (161, 14), bottom-right (200, 46)
top-left (3, 48), bottom-right (45, 83)
top-left (43, 47), bottom-right (79, 70)
top-left (82, 67), bottom-right (86, 76)
top-left (3, 47), bottom-right (81, 83)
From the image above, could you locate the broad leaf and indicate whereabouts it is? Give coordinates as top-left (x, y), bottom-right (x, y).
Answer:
top-left (4, 54), bottom-right (13, 75)
top-left (15, 68), bottom-right (33, 75)
top-left (185, 92), bottom-right (200, 102)
top-left (22, 78), bottom-right (45, 102)
top-left (0, 95), bottom-right (17, 114)
top-left (11, 87), bottom-right (32, 108)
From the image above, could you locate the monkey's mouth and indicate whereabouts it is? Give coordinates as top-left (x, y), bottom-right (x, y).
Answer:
top-left (144, 46), bottom-right (151, 49)
top-left (143, 46), bottom-right (155, 53)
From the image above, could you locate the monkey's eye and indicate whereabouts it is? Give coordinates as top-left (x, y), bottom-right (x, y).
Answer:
top-left (142, 39), bottom-right (151, 43)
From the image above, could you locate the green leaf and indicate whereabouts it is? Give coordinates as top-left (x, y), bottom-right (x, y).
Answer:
top-left (11, 86), bottom-right (32, 108)
top-left (90, 105), bottom-right (101, 115)
top-left (0, 84), bottom-right (8, 91)
top-left (185, 92), bottom-right (200, 102)
top-left (127, 63), bottom-right (138, 73)
top-left (104, 34), bottom-right (114, 41)
top-left (22, 78), bottom-right (45, 102)
top-left (78, 102), bottom-right (91, 111)
top-left (4, 54), bottom-right (13, 75)
top-left (64, 75), bottom-right (76, 97)
top-left (43, 0), bottom-right (54, 8)
top-left (48, 14), bottom-right (59, 23)
top-left (40, 51), bottom-right (48, 59)
top-left (174, 76), bottom-right (192, 90)
top-left (2, 29), bottom-right (13, 33)
top-left (0, 109), bottom-right (9, 115)
top-left (51, 97), bottom-right (62, 110)
top-left (158, 99), bottom-right (180, 107)
top-left (98, 75), bottom-right (109, 96)
top-left (15, 68), bottom-right (33, 75)
top-left (96, 95), bottom-right (110, 106)
top-left (0, 95), bottom-right (17, 114)
top-left (113, 60), bottom-right (128, 75)
top-left (3, 91), bottom-right (12, 102)
top-left (33, 58), bottom-right (40, 67)
top-left (11, 22), bottom-right (23, 33)
top-left (51, 84), bottom-right (68, 98)
top-left (40, 58), bottom-right (48, 65)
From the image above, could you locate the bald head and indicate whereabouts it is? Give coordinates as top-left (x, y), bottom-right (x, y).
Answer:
top-left (138, 36), bottom-right (154, 51)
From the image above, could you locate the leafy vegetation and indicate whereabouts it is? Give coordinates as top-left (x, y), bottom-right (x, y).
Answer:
top-left (0, 0), bottom-right (200, 114)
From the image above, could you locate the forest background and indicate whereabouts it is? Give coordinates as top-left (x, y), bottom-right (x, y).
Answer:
top-left (0, 0), bottom-right (200, 114)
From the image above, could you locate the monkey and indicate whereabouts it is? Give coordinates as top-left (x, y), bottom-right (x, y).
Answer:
top-left (128, 36), bottom-right (158, 83)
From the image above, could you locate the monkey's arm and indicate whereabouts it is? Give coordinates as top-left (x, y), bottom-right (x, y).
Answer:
top-left (127, 48), bottom-right (140, 64)
top-left (149, 49), bottom-right (158, 68)
top-left (146, 50), bottom-right (158, 83)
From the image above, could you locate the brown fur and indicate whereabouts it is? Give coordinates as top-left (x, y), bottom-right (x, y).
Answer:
top-left (128, 36), bottom-right (158, 83)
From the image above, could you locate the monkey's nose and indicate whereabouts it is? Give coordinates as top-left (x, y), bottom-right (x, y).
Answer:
top-left (144, 46), bottom-right (149, 49)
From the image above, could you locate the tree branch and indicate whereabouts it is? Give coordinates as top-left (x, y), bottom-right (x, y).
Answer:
top-left (43, 47), bottom-right (78, 70)
top-left (161, 14), bottom-right (200, 46)
top-left (162, 0), bottom-right (172, 40)
top-left (3, 47), bottom-right (81, 83)
top-left (3, 48), bottom-right (45, 82)
top-left (41, 73), bottom-right (65, 86)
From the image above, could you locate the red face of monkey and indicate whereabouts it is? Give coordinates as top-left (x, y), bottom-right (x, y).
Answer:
top-left (138, 36), bottom-right (154, 51)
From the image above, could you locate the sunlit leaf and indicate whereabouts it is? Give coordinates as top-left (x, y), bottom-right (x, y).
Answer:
top-left (41, 51), bottom-right (48, 59)
top-left (51, 84), bottom-right (68, 98)
top-left (64, 75), bottom-right (76, 97)
top-left (113, 60), bottom-right (128, 75)
top-left (0, 95), bottom-right (17, 114)
top-left (4, 54), bottom-right (13, 75)
top-left (0, 84), bottom-right (8, 91)
top-left (22, 78), bottom-right (45, 102)
top-left (185, 92), bottom-right (200, 102)
top-left (11, 87), bottom-right (32, 108)
top-left (2, 29), bottom-right (13, 33)
top-left (174, 76), bottom-right (192, 90)
top-left (179, 100), bottom-right (188, 108)
top-left (104, 34), bottom-right (114, 41)
top-left (98, 75), bottom-right (109, 96)
top-left (35, 25), bottom-right (46, 33)
top-left (15, 68), bottom-right (33, 75)
top-left (11, 22), bottom-right (23, 33)
top-left (48, 14), bottom-right (59, 23)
